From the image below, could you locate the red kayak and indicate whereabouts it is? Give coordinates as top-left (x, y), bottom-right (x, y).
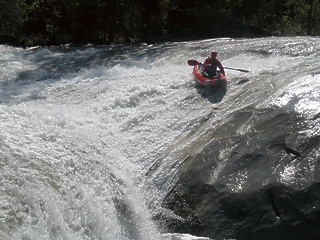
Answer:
top-left (187, 59), bottom-right (227, 86)
top-left (192, 64), bottom-right (227, 86)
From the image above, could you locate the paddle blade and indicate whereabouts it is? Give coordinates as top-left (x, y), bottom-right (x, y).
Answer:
top-left (187, 59), bottom-right (199, 66)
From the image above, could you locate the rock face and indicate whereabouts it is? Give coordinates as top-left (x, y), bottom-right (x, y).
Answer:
top-left (161, 107), bottom-right (320, 240)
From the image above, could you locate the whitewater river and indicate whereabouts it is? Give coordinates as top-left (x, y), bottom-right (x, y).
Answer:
top-left (1, 37), bottom-right (319, 240)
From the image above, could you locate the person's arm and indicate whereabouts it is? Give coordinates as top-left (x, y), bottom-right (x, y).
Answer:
top-left (203, 58), bottom-right (210, 70)
top-left (217, 60), bottom-right (225, 75)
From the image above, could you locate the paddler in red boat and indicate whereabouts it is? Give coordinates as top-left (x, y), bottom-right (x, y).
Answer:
top-left (203, 51), bottom-right (225, 78)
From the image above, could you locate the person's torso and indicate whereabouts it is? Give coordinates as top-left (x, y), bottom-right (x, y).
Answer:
top-left (204, 58), bottom-right (219, 70)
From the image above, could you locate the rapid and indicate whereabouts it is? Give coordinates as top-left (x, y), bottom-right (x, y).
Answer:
top-left (1, 37), bottom-right (320, 240)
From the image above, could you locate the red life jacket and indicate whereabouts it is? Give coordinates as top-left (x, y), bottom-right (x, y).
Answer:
top-left (204, 57), bottom-right (225, 75)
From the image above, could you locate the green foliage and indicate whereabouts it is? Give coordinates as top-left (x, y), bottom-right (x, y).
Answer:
top-left (0, 0), bottom-right (25, 36)
top-left (1, 0), bottom-right (319, 46)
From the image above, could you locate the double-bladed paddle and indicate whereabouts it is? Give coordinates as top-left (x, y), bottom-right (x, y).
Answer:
top-left (187, 59), bottom-right (250, 73)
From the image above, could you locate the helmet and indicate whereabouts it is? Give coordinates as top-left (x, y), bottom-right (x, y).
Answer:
top-left (211, 51), bottom-right (217, 57)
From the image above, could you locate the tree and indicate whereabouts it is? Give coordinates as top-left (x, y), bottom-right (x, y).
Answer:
top-left (0, 0), bottom-right (25, 43)
top-left (307, 0), bottom-right (314, 34)
top-left (1, 0), bottom-right (319, 47)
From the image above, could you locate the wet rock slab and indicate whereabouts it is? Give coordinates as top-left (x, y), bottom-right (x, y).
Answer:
top-left (160, 107), bottom-right (320, 240)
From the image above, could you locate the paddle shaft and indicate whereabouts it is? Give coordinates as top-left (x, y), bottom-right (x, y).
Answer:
top-left (223, 67), bottom-right (250, 73)
top-left (187, 59), bottom-right (249, 73)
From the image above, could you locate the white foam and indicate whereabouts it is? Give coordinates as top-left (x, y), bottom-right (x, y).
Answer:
top-left (269, 74), bottom-right (320, 117)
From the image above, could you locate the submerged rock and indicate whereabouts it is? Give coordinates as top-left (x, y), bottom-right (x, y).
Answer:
top-left (160, 107), bottom-right (320, 240)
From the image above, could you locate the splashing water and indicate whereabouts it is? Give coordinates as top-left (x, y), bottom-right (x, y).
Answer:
top-left (1, 37), bottom-right (319, 239)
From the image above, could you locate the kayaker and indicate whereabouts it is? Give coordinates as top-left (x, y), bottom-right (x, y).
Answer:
top-left (203, 51), bottom-right (225, 78)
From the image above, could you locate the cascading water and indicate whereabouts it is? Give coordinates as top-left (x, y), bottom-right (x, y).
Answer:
top-left (1, 37), bottom-right (319, 240)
